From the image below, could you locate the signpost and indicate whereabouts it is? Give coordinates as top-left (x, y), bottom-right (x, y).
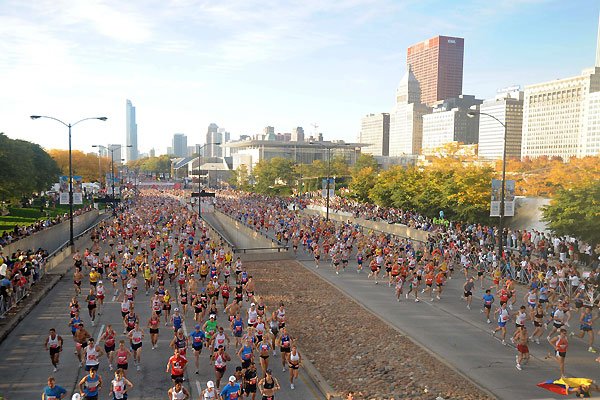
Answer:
top-left (191, 190), bottom-right (215, 218)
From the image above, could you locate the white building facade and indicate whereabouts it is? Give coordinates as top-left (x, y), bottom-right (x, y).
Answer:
top-left (478, 89), bottom-right (524, 160)
top-left (359, 113), bottom-right (390, 156)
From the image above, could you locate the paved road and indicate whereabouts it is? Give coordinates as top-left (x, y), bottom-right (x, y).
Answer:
top-left (294, 249), bottom-right (600, 400)
top-left (0, 231), bottom-right (323, 399)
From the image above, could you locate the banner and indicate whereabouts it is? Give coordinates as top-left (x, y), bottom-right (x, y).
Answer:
top-left (59, 175), bottom-right (83, 204)
top-left (73, 176), bottom-right (83, 205)
top-left (490, 179), bottom-right (515, 217)
top-left (59, 176), bottom-right (69, 205)
top-left (321, 177), bottom-right (335, 198)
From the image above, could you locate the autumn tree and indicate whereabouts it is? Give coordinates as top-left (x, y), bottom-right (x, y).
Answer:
top-left (47, 149), bottom-right (111, 182)
top-left (229, 164), bottom-right (252, 190)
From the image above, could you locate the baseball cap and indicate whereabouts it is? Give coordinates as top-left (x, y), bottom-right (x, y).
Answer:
top-left (98, 280), bottom-right (103, 284)
top-left (250, 302), bottom-right (255, 306)
top-left (228, 376), bottom-right (236, 382)
top-left (174, 307), bottom-right (179, 312)
top-left (195, 324), bottom-right (201, 329)
top-left (209, 314), bottom-right (215, 319)
top-left (207, 380), bottom-right (215, 388)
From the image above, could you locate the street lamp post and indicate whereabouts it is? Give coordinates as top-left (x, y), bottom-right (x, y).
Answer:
top-left (468, 109), bottom-right (507, 263)
top-left (310, 142), bottom-right (340, 222)
top-left (196, 142), bottom-right (220, 218)
top-left (92, 144), bottom-right (131, 210)
top-left (31, 115), bottom-right (107, 246)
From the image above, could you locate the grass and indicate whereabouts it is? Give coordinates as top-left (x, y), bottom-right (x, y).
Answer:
top-left (0, 203), bottom-right (87, 235)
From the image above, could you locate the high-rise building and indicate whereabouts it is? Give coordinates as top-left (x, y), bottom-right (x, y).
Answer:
top-left (172, 133), bottom-right (188, 157)
top-left (125, 99), bottom-right (138, 162)
top-left (477, 88), bottom-right (524, 160)
top-left (389, 68), bottom-right (431, 155)
top-left (107, 144), bottom-right (123, 164)
top-left (596, 13), bottom-right (600, 68)
top-left (291, 127), bottom-right (305, 142)
top-left (263, 126), bottom-right (275, 136)
top-left (407, 35), bottom-right (464, 107)
top-left (149, 148), bottom-right (156, 158)
top-left (522, 67), bottom-right (600, 160)
top-left (205, 124), bottom-right (230, 157)
top-left (421, 95), bottom-right (482, 154)
top-left (359, 113), bottom-right (390, 156)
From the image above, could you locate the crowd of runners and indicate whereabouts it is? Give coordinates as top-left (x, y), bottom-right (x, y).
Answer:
top-left (42, 191), bottom-right (302, 400)
top-left (217, 191), bottom-right (600, 378)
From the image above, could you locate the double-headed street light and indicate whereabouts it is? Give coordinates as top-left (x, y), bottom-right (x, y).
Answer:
top-left (196, 142), bottom-right (220, 218)
top-left (30, 115), bottom-right (107, 246)
top-left (92, 144), bottom-right (131, 209)
top-left (468, 108), bottom-right (507, 264)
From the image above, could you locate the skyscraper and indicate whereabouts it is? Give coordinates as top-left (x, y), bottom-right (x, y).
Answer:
top-left (478, 89), bottom-right (523, 160)
top-left (205, 123), bottom-right (219, 157)
top-left (389, 68), bottom-right (431, 155)
top-left (407, 35), bottom-right (464, 107)
top-left (359, 113), bottom-right (390, 156)
top-left (125, 99), bottom-right (138, 162)
top-left (172, 133), bottom-right (188, 157)
top-left (596, 13), bottom-right (600, 68)
top-left (291, 127), bottom-right (305, 142)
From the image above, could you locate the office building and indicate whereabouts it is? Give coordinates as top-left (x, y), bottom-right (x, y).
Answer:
top-left (291, 127), bottom-right (305, 142)
top-left (172, 133), bottom-right (187, 157)
top-left (477, 88), bottom-right (524, 160)
top-left (149, 148), bottom-right (156, 158)
top-left (227, 140), bottom-right (362, 172)
top-left (389, 68), bottom-right (431, 155)
top-left (205, 124), bottom-right (230, 158)
top-left (407, 35), bottom-right (464, 107)
top-left (522, 67), bottom-right (600, 160)
top-left (359, 113), bottom-right (390, 156)
top-left (421, 95), bottom-right (482, 154)
top-left (125, 99), bottom-right (139, 162)
top-left (581, 90), bottom-right (600, 156)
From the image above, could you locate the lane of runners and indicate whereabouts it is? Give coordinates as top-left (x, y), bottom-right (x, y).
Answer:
top-left (31, 190), bottom-right (314, 400)
top-left (217, 192), bottom-right (600, 398)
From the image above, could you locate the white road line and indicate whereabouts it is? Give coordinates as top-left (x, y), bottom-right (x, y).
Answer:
top-left (112, 289), bottom-right (119, 302)
top-left (96, 323), bottom-right (105, 343)
top-left (195, 380), bottom-right (203, 396)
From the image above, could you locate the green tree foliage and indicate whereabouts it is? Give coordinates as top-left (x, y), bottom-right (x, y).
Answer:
top-left (229, 164), bottom-right (252, 190)
top-left (366, 158), bottom-right (493, 223)
top-left (0, 133), bottom-right (61, 200)
top-left (253, 157), bottom-right (298, 195)
top-left (128, 155), bottom-right (172, 173)
top-left (349, 166), bottom-right (378, 202)
top-left (542, 180), bottom-right (600, 248)
top-left (352, 154), bottom-right (379, 173)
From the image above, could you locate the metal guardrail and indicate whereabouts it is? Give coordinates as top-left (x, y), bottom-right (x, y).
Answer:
top-left (0, 212), bottom-right (108, 318)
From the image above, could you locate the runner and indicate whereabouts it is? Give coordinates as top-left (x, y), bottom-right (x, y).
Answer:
top-left (42, 376), bottom-right (67, 400)
top-left (212, 345), bottom-right (231, 389)
top-left (44, 328), bottom-right (63, 372)
top-left (492, 302), bottom-right (510, 345)
top-left (115, 340), bottom-right (132, 376)
top-left (110, 368), bottom-right (133, 400)
top-left (100, 324), bottom-right (117, 370)
top-left (243, 362), bottom-right (259, 400)
top-left (258, 369), bottom-right (280, 400)
top-left (127, 322), bottom-right (144, 371)
top-left (84, 338), bottom-right (104, 372)
top-left (570, 305), bottom-right (597, 353)
top-left (166, 348), bottom-right (188, 383)
top-left (190, 324), bottom-right (206, 374)
top-left (147, 311), bottom-right (161, 350)
top-left (548, 328), bottom-right (569, 378)
top-left (463, 277), bottom-right (474, 310)
top-left (220, 376), bottom-right (241, 400)
top-left (288, 345), bottom-right (302, 389)
top-left (78, 368), bottom-right (102, 400)
top-left (481, 289), bottom-right (494, 324)
top-left (167, 377), bottom-right (190, 399)
top-left (512, 326), bottom-right (530, 370)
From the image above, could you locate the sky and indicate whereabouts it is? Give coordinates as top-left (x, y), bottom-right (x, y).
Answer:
top-left (1, 0), bottom-right (599, 155)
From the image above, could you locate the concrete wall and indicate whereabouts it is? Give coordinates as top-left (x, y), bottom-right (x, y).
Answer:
top-left (303, 208), bottom-right (430, 242)
top-left (3, 210), bottom-right (101, 255)
top-left (213, 211), bottom-right (280, 251)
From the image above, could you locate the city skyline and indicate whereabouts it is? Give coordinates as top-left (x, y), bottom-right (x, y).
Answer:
top-left (1, 1), bottom-right (599, 154)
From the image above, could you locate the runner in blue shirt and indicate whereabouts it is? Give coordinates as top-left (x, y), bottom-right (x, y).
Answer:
top-left (189, 324), bottom-right (206, 374)
top-left (42, 376), bottom-right (67, 400)
top-left (220, 376), bottom-right (241, 399)
top-left (482, 290), bottom-right (495, 324)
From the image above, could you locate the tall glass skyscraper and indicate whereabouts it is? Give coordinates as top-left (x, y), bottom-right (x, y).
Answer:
top-left (125, 99), bottom-right (138, 162)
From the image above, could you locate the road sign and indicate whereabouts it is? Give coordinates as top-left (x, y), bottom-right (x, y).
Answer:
top-left (191, 190), bottom-right (216, 198)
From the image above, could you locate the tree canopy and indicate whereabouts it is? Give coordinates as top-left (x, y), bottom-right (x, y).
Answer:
top-left (127, 155), bottom-right (172, 174)
top-left (0, 133), bottom-right (61, 200)
top-left (47, 149), bottom-right (111, 182)
top-left (542, 180), bottom-right (600, 249)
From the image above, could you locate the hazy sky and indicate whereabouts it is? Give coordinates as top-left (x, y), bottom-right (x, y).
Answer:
top-left (1, 0), bottom-right (599, 155)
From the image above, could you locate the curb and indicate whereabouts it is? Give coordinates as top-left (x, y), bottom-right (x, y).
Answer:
top-left (300, 350), bottom-right (340, 400)
top-left (0, 273), bottom-right (63, 345)
top-left (297, 260), bottom-right (497, 400)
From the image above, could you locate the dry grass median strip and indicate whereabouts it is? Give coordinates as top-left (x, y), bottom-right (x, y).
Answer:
top-left (246, 260), bottom-right (492, 400)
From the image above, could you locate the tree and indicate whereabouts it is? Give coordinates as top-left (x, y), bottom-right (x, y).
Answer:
top-left (349, 166), bottom-right (378, 202)
top-left (0, 133), bottom-right (60, 200)
top-left (352, 154), bottom-right (379, 174)
top-left (229, 164), bottom-right (252, 190)
top-left (253, 158), bottom-right (297, 195)
top-left (542, 180), bottom-right (600, 250)
top-left (47, 149), bottom-right (110, 182)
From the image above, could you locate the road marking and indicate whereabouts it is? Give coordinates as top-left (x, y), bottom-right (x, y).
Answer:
top-left (96, 323), bottom-right (105, 343)
top-left (112, 289), bottom-right (119, 302)
top-left (195, 380), bottom-right (203, 396)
